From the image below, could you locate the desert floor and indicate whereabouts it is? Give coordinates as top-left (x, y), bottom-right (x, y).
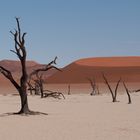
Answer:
top-left (0, 87), bottom-right (140, 140)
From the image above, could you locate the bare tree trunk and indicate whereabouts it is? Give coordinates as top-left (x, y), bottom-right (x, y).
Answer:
top-left (123, 82), bottom-right (132, 104)
top-left (34, 82), bottom-right (40, 95)
top-left (40, 81), bottom-right (44, 98)
top-left (113, 78), bottom-right (121, 102)
top-left (19, 57), bottom-right (29, 113)
top-left (18, 88), bottom-right (30, 114)
top-left (68, 85), bottom-right (71, 95)
top-left (102, 74), bottom-right (115, 102)
top-left (96, 85), bottom-right (100, 95)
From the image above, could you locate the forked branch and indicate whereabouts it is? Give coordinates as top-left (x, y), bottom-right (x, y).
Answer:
top-left (114, 78), bottom-right (121, 101)
top-left (102, 73), bottom-right (121, 102)
top-left (29, 56), bottom-right (61, 79)
top-left (10, 18), bottom-right (27, 60)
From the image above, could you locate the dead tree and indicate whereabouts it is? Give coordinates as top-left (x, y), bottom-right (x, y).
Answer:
top-left (27, 79), bottom-right (35, 95)
top-left (31, 73), bottom-right (65, 99)
top-left (28, 57), bottom-right (64, 99)
top-left (87, 77), bottom-right (100, 96)
top-left (35, 74), bottom-right (44, 97)
top-left (102, 74), bottom-right (121, 102)
top-left (34, 80), bottom-right (40, 95)
top-left (0, 18), bottom-right (31, 114)
top-left (123, 82), bottom-right (132, 104)
top-left (68, 85), bottom-right (71, 95)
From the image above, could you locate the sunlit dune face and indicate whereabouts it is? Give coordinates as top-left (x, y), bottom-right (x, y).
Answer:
top-left (75, 57), bottom-right (140, 67)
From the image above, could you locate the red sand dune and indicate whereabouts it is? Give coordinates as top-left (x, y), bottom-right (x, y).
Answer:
top-left (0, 60), bottom-right (57, 83)
top-left (0, 59), bottom-right (38, 73)
top-left (46, 57), bottom-right (140, 83)
top-left (1, 57), bottom-right (140, 85)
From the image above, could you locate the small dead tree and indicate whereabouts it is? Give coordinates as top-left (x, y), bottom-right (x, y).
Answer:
top-left (87, 77), bottom-right (100, 96)
top-left (27, 74), bottom-right (41, 96)
top-left (33, 79), bottom-right (40, 95)
top-left (87, 78), bottom-right (96, 96)
top-left (123, 82), bottom-right (132, 104)
top-left (68, 84), bottom-right (71, 95)
top-left (102, 74), bottom-right (121, 102)
top-left (27, 79), bottom-right (35, 95)
top-left (35, 73), bottom-right (44, 98)
top-left (0, 18), bottom-right (32, 114)
top-left (29, 57), bottom-right (65, 99)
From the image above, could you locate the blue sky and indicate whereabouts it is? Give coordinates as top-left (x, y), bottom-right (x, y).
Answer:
top-left (0, 0), bottom-right (140, 67)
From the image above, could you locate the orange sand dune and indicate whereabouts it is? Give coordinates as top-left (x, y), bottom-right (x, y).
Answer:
top-left (75, 56), bottom-right (140, 67)
top-left (47, 57), bottom-right (140, 83)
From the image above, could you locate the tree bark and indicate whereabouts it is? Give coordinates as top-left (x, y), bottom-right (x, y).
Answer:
top-left (40, 81), bottom-right (44, 98)
top-left (18, 88), bottom-right (30, 114)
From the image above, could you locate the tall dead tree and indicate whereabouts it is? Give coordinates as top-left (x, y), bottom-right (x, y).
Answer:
top-left (0, 18), bottom-right (31, 114)
top-left (102, 74), bottom-right (121, 102)
top-left (123, 82), bottom-right (132, 104)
